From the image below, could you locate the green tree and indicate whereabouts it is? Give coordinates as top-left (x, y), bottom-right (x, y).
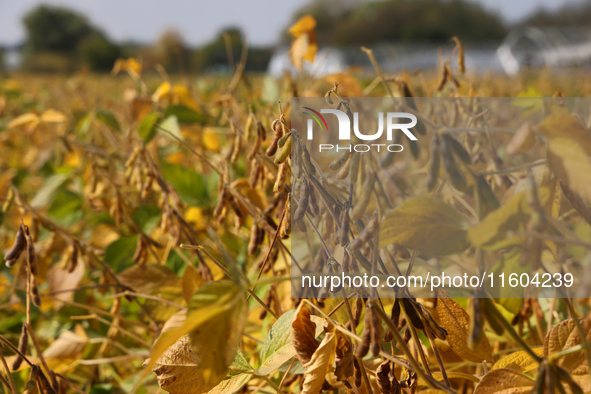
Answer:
top-left (23, 5), bottom-right (97, 53)
top-left (78, 35), bottom-right (121, 71)
top-left (287, 0), bottom-right (507, 45)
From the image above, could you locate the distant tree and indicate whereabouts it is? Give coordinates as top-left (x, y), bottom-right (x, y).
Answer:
top-left (154, 30), bottom-right (191, 73)
top-left (22, 5), bottom-right (120, 72)
top-left (191, 28), bottom-right (272, 73)
top-left (521, 1), bottom-right (591, 28)
top-left (78, 35), bottom-right (121, 71)
top-left (287, 0), bottom-right (507, 46)
top-left (23, 5), bottom-right (97, 53)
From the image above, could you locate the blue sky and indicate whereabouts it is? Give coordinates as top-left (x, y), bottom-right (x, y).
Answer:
top-left (0, 0), bottom-right (582, 47)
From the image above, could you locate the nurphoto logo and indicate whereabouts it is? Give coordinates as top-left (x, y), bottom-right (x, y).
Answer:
top-left (302, 107), bottom-right (418, 152)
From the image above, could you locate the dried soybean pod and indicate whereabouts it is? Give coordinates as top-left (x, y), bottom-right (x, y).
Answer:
top-left (274, 162), bottom-right (287, 193)
top-left (247, 123), bottom-right (263, 160)
top-left (11, 325), bottom-right (28, 370)
top-left (384, 299), bottom-right (401, 342)
top-left (443, 133), bottom-right (471, 164)
top-left (67, 243), bottom-right (78, 273)
top-left (301, 145), bottom-right (316, 175)
top-left (248, 223), bottom-right (260, 255)
top-left (230, 131), bottom-right (241, 164)
top-left (274, 135), bottom-right (291, 165)
top-left (257, 121), bottom-right (267, 141)
top-left (401, 298), bottom-right (424, 330)
top-left (356, 311), bottom-right (372, 358)
top-left (213, 187), bottom-right (229, 218)
top-left (329, 148), bottom-right (351, 171)
top-left (373, 177), bottom-right (392, 211)
top-left (5, 222), bottom-right (26, 261)
top-left (336, 153), bottom-right (353, 180)
top-left (244, 111), bottom-right (254, 140)
top-left (294, 180), bottom-right (310, 221)
top-left (277, 131), bottom-right (291, 148)
top-left (339, 204), bottom-right (350, 247)
top-left (37, 369), bottom-right (57, 394)
top-left (30, 275), bottom-right (41, 307)
top-left (426, 134), bottom-right (441, 191)
top-left (349, 152), bottom-right (360, 183)
top-left (353, 358), bottom-right (362, 388)
top-left (266, 120), bottom-right (283, 156)
top-left (321, 211), bottom-right (332, 241)
top-left (446, 64), bottom-right (460, 88)
top-left (353, 298), bottom-right (363, 327)
top-left (369, 303), bottom-right (383, 356)
top-left (296, 218), bottom-right (307, 233)
top-left (440, 134), bottom-right (467, 192)
top-left (350, 172), bottom-right (375, 221)
top-left (308, 187), bottom-right (320, 217)
top-left (436, 65), bottom-right (449, 91)
top-left (25, 226), bottom-right (37, 276)
top-left (348, 215), bottom-right (378, 251)
top-left (451, 36), bottom-right (465, 74)
top-left (282, 195), bottom-right (292, 237)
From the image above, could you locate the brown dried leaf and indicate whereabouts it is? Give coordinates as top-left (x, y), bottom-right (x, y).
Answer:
top-left (47, 257), bottom-right (85, 310)
top-left (436, 291), bottom-right (492, 363)
top-left (291, 304), bottom-right (320, 364)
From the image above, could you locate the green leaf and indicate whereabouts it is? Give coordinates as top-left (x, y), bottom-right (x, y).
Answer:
top-left (164, 104), bottom-right (206, 125)
top-left (74, 112), bottom-right (93, 135)
top-left (158, 115), bottom-right (182, 140)
top-left (96, 108), bottom-right (121, 132)
top-left (206, 350), bottom-right (253, 394)
top-left (257, 309), bottom-right (327, 376)
top-left (103, 235), bottom-right (138, 273)
top-left (146, 281), bottom-right (248, 394)
top-left (47, 188), bottom-right (83, 226)
top-left (160, 162), bottom-right (207, 206)
top-left (131, 205), bottom-right (160, 233)
top-left (138, 113), bottom-right (160, 143)
top-left (30, 173), bottom-right (70, 208)
top-left (379, 197), bottom-right (470, 255)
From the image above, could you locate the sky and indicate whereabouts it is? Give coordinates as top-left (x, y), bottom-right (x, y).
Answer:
top-left (0, 0), bottom-right (583, 48)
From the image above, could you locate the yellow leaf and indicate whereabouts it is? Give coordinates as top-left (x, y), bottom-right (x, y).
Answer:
top-left (152, 81), bottom-right (171, 103)
top-left (144, 281), bottom-right (247, 394)
top-left (181, 264), bottom-right (204, 302)
top-left (301, 323), bottom-right (336, 394)
top-left (40, 109), bottom-right (67, 123)
top-left (379, 197), bottom-right (470, 255)
top-left (288, 15), bottom-right (317, 37)
top-left (172, 84), bottom-right (199, 111)
top-left (538, 114), bottom-right (591, 202)
top-left (113, 57), bottom-right (143, 76)
top-left (436, 291), bottom-right (492, 363)
top-left (7, 113), bottom-right (40, 130)
top-left (185, 206), bottom-right (207, 230)
top-left (544, 318), bottom-right (591, 371)
top-left (474, 368), bottom-right (534, 394)
top-left (469, 187), bottom-right (551, 250)
top-left (506, 122), bottom-right (536, 154)
top-left (118, 263), bottom-right (180, 295)
top-left (43, 329), bottom-right (88, 373)
top-left (202, 128), bottom-right (222, 152)
top-left (491, 348), bottom-right (543, 373)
